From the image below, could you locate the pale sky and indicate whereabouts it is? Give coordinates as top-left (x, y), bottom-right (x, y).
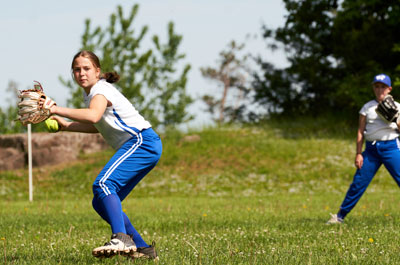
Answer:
top-left (1, 0), bottom-right (287, 127)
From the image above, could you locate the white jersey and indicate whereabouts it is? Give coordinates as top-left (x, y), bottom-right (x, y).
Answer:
top-left (360, 99), bottom-right (400, 141)
top-left (84, 79), bottom-right (151, 150)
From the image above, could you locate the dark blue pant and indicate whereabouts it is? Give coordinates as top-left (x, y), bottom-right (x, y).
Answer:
top-left (339, 138), bottom-right (400, 217)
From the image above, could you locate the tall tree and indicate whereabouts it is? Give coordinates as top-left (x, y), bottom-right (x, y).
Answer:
top-left (60, 4), bottom-right (193, 129)
top-left (253, 0), bottom-right (400, 119)
top-left (331, 0), bottom-right (400, 109)
top-left (145, 22), bottom-right (193, 128)
top-left (200, 40), bottom-right (251, 123)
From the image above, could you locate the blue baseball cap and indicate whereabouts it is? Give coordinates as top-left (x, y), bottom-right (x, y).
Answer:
top-left (372, 73), bottom-right (391, 87)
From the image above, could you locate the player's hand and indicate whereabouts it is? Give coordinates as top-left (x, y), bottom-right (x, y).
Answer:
top-left (50, 116), bottom-right (70, 131)
top-left (355, 153), bottom-right (363, 169)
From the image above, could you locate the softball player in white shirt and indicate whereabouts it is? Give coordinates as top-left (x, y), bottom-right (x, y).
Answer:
top-left (327, 74), bottom-right (400, 224)
top-left (49, 51), bottom-right (161, 259)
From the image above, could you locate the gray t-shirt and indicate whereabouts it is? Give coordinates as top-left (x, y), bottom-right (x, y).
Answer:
top-left (360, 99), bottom-right (400, 141)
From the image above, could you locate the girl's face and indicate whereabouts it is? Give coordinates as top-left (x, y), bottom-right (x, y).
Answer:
top-left (373, 82), bottom-right (392, 102)
top-left (72, 56), bottom-right (100, 90)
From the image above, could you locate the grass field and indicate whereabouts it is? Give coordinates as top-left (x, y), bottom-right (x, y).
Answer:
top-left (1, 120), bottom-right (400, 264)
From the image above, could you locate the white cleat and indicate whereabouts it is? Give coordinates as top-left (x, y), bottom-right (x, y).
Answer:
top-left (92, 232), bottom-right (137, 258)
top-left (326, 213), bottom-right (344, 224)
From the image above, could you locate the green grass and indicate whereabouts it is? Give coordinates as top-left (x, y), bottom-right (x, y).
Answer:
top-left (1, 120), bottom-right (400, 264)
top-left (2, 195), bottom-right (400, 264)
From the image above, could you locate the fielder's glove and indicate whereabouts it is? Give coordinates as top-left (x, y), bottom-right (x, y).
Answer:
top-left (376, 94), bottom-right (400, 124)
top-left (17, 81), bottom-right (56, 125)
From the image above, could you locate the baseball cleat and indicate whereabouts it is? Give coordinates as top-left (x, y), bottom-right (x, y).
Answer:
top-left (92, 232), bottom-right (137, 258)
top-left (130, 241), bottom-right (159, 260)
top-left (326, 213), bottom-right (344, 224)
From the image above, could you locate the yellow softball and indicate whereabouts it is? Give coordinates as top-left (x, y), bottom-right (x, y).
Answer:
top-left (45, 118), bottom-right (59, 133)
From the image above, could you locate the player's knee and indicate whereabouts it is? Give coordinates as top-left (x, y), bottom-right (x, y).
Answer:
top-left (92, 181), bottom-right (107, 200)
top-left (92, 179), bottom-right (118, 201)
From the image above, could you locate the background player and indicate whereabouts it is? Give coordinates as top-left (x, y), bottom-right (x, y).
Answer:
top-left (327, 74), bottom-right (400, 224)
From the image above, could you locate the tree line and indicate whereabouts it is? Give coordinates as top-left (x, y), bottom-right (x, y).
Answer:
top-left (254, 0), bottom-right (400, 120)
top-left (1, 1), bottom-right (399, 134)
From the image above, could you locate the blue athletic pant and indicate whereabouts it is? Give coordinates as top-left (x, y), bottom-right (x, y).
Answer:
top-left (93, 128), bottom-right (162, 201)
top-left (339, 138), bottom-right (400, 218)
top-left (92, 128), bottom-right (162, 237)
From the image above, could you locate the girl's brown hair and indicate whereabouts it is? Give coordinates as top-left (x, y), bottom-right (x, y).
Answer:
top-left (71, 51), bottom-right (120, 83)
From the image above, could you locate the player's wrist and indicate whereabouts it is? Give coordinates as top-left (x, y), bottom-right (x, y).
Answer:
top-left (50, 105), bottom-right (58, 115)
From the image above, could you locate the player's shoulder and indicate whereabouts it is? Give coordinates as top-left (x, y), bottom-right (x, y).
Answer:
top-left (92, 79), bottom-right (115, 90)
top-left (90, 80), bottom-right (117, 95)
top-left (362, 100), bottom-right (378, 108)
top-left (359, 100), bottom-right (377, 115)
top-left (392, 95), bottom-right (400, 106)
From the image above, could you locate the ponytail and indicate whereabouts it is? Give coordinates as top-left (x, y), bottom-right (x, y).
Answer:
top-left (101, 72), bottom-right (120, 83)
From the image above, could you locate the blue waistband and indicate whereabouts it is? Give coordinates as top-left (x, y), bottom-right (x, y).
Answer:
top-left (366, 138), bottom-right (398, 145)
